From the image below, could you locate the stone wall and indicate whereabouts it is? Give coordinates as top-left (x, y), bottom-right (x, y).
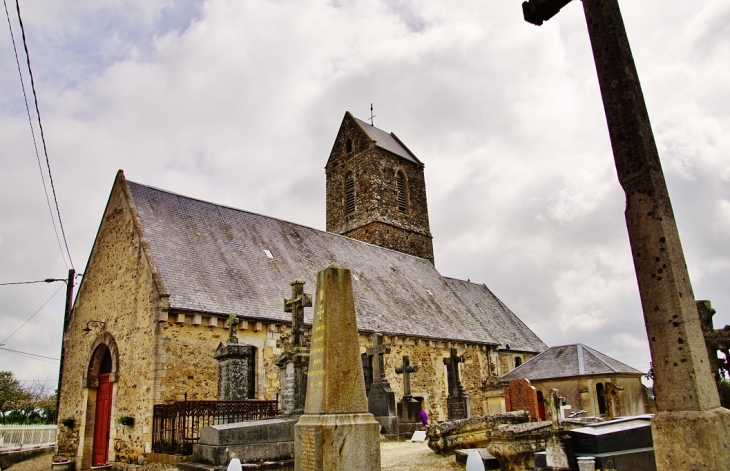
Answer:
top-left (325, 112), bottom-right (434, 263)
top-left (56, 180), bottom-right (164, 468)
top-left (529, 375), bottom-right (648, 418)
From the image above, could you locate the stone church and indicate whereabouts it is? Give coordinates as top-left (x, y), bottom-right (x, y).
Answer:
top-left (55, 112), bottom-right (546, 467)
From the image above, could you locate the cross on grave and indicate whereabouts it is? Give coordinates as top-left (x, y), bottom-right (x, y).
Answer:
top-left (366, 333), bottom-right (391, 383)
top-left (444, 347), bottom-right (465, 396)
top-left (284, 280), bottom-right (312, 349)
top-left (226, 313), bottom-right (239, 343)
top-left (395, 355), bottom-right (418, 397)
top-left (520, 1), bottom-right (730, 468)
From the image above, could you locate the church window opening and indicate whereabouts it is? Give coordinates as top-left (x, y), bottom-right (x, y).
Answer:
top-left (514, 356), bottom-right (522, 368)
top-left (345, 138), bottom-right (353, 154)
top-left (596, 382), bottom-right (607, 415)
top-left (245, 348), bottom-right (256, 398)
top-left (345, 173), bottom-right (355, 214)
top-left (396, 171), bottom-right (407, 213)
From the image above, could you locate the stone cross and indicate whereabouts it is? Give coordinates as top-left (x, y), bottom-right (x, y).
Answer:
top-left (226, 313), bottom-right (239, 343)
top-left (366, 333), bottom-right (391, 383)
top-left (444, 347), bottom-right (465, 397)
top-left (395, 355), bottom-right (418, 397)
top-left (285, 280), bottom-right (312, 349)
top-left (521, 1), bottom-right (730, 468)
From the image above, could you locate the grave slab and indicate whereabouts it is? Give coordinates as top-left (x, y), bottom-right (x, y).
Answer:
top-left (567, 415), bottom-right (653, 455)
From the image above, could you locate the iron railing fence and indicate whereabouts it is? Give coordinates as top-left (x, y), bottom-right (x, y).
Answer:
top-left (151, 400), bottom-right (278, 455)
top-left (0, 425), bottom-right (57, 450)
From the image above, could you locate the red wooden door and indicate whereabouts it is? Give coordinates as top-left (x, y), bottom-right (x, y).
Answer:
top-left (93, 373), bottom-right (113, 466)
top-left (537, 390), bottom-right (546, 421)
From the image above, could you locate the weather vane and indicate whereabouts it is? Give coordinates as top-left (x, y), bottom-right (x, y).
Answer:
top-left (369, 103), bottom-right (376, 126)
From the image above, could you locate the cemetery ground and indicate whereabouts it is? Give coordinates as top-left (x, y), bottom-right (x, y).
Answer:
top-left (7, 441), bottom-right (462, 471)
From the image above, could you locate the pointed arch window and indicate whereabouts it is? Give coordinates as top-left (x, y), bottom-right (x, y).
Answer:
top-left (345, 172), bottom-right (355, 214)
top-left (396, 171), bottom-right (408, 213)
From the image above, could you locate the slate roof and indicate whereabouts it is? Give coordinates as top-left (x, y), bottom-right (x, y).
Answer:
top-left (501, 344), bottom-right (644, 382)
top-left (354, 117), bottom-right (423, 166)
top-left (445, 278), bottom-right (547, 352)
top-left (124, 178), bottom-right (545, 351)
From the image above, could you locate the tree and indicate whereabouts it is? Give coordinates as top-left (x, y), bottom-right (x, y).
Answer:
top-left (0, 371), bottom-right (29, 424)
top-left (0, 372), bottom-right (57, 424)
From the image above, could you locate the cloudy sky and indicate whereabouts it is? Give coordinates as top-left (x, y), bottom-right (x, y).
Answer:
top-left (1, 0), bottom-right (728, 388)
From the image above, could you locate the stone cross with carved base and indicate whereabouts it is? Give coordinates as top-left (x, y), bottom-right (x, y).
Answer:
top-left (367, 333), bottom-right (391, 383)
top-left (521, 1), bottom-right (730, 469)
top-left (284, 280), bottom-right (312, 350)
top-left (226, 313), bottom-right (239, 343)
top-left (395, 355), bottom-right (418, 398)
top-left (444, 347), bottom-right (465, 397)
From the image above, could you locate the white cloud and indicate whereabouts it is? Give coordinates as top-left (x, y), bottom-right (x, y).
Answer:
top-left (1, 0), bottom-right (728, 381)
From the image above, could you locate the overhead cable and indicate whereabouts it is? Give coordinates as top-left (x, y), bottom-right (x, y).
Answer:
top-left (0, 283), bottom-right (64, 345)
top-left (8, 0), bottom-right (74, 268)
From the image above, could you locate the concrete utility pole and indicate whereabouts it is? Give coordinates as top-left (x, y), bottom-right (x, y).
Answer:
top-left (521, 1), bottom-right (730, 469)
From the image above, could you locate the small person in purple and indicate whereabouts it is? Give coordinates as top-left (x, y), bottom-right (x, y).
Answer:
top-left (420, 408), bottom-right (429, 430)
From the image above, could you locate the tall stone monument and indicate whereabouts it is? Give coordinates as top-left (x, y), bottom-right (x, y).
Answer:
top-left (294, 265), bottom-right (380, 471)
top-left (444, 347), bottom-right (471, 420)
top-left (366, 333), bottom-right (397, 436)
top-left (215, 313), bottom-right (255, 400)
top-left (277, 280), bottom-right (312, 417)
top-left (522, 0), bottom-right (730, 468)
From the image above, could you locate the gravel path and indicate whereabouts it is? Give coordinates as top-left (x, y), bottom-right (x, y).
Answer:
top-left (6, 441), bottom-right (462, 471)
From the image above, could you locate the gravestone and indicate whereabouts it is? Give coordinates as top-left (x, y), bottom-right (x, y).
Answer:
top-left (366, 333), bottom-right (398, 437)
top-left (568, 415), bottom-right (656, 471)
top-left (444, 347), bottom-right (471, 420)
top-left (522, 1), bottom-right (730, 469)
top-left (544, 389), bottom-right (570, 469)
top-left (294, 264), bottom-right (380, 471)
top-left (215, 313), bottom-right (255, 400)
top-left (396, 355), bottom-right (422, 437)
top-left (504, 378), bottom-right (540, 422)
top-left (277, 280), bottom-right (312, 417)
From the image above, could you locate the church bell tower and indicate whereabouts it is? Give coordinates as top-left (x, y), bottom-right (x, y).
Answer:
top-left (325, 112), bottom-right (434, 264)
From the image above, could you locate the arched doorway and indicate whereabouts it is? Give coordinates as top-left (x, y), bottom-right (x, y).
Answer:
top-left (81, 333), bottom-right (119, 469)
top-left (92, 349), bottom-right (113, 466)
top-left (596, 382), bottom-right (607, 415)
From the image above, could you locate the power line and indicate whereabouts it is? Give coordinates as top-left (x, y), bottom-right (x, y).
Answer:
top-left (8, 0), bottom-right (74, 269)
top-left (3, 0), bottom-right (68, 270)
top-left (0, 278), bottom-right (67, 286)
top-left (0, 283), bottom-right (64, 345)
top-left (0, 347), bottom-right (59, 363)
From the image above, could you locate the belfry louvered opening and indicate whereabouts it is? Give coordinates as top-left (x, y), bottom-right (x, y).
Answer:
top-left (396, 171), bottom-right (407, 213)
top-left (345, 173), bottom-right (355, 214)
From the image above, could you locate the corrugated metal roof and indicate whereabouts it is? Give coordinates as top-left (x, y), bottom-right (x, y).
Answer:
top-left (501, 344), bottom-right (644, 381)
top-left (354, 118), bottom-right (422, 166)
top-left (125, 180), bottom-right (544, 351)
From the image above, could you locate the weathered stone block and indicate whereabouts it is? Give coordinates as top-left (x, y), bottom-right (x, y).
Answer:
top-left (200, 419), bottom-right (296, 446)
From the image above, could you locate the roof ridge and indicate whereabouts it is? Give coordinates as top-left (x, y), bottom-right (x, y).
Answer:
top-left (582, 344), bottom-right (632, 373)
top-left (126, 179), bottom-right (435, 264)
